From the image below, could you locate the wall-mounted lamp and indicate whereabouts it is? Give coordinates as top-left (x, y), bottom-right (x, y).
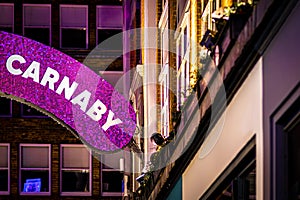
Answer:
top-left (200, 30), bottom-right (216, 51)
top-left (136, 173), bottom-right (145, 184)
top-left (150, 132), bottom-right (165, 146)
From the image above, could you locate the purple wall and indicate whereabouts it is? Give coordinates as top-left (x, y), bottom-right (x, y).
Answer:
top-left (263, 2), bottom-right (300, 198)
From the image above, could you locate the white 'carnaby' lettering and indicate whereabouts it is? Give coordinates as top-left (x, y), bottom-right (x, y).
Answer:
top-left (56, 76), bottom-right (79, 100)
top-left (5, 54), bottom-right (123, 131)
top-left (70, 90), bottom-right (91, 112)
top-left (40, 67), bottom-right (60, 91)
top-left (22, 61), bottom-right (40, 83)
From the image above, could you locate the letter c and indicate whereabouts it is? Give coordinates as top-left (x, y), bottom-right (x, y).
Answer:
top-left (6, 54), bottom-right (25, 75)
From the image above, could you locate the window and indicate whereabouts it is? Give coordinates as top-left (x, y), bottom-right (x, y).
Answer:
top-left (176, 12), bottom-right (190, 110)
top-left (60, 5), bottom-right (88, 49)
top-left (159, 2), bottom-right (170, 138)
top-left (23, 4), bottom-right (51, 45)
top-left (96, 6), bottom-right (123, 71)
top-left (272, 95), bottom-right (300, 199)
top-left (202, 137), bottom-right (256, 200)
top-left (160, 68), bottom-right (170, 138)
top-left (216, 164), bottom-right (256, 199)
top-left (0, 144), bottom-right (9, 195)
top-left (286, 120), bottom-right (300, 199)
top-left (101, 153), bottom-right (123, 196)
top-left (21, 103), bottom-right (47, 118)
top-left (0, 3), bottom-right (14, 33)
top-left (177, 0), bottom-right (188, 23)
top-left (20, 144), bottom-right (51, 195)
top-left (60, 144), bottom-right (91, 196)
top-left (96, 6), bottom-right (122, 47)
top-left (0, 98), bottom-right (12, 117)
top-left (162, 0), bottom-right (168, 9)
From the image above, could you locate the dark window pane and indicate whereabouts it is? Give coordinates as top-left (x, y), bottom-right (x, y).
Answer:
top-left (102, 171), bottom-right (122, 193)
top-left (21, 170), bottom-right (49, 192)
top-left (24, 28), bottom-right (50, 45)
top-left (177, 38), bottom-right (182, 68)
top-left (97, 29), bottom-right (122, 50)
top-left (61, 29), bottom-right (86, 49)
top-left (183, 27), bottom-right (187, 55)
top-left (21, 104), bottom-right (47, 117)
top-left (178, 0), bottom-right (188, 19)
top-left (0, 170), bottom-right (8, 191)
top-left (288, 121), bottom-right (300, 199)
top-left (0, 98), bottom-right (11, 116)
top-left (0, 27), bottom-right (13, 33)
top-left (107, 56), bottom-right (123, 71)
top-left (61, 171), bottom-right (89, 192)
top-left (216, 166), bottom-right (256, 200)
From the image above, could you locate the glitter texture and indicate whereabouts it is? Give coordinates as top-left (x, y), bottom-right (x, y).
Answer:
top-left (0, 31), bottom-right (136, 152)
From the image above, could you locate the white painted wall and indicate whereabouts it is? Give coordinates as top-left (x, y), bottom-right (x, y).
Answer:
top-left (182, 59), bottom-right (263, 200)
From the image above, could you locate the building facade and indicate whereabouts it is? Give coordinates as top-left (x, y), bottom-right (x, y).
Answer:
top-left (132, 0), bottom-right (300, 199)
top-left (1, 0), bottom-right (299, 199)
top-left (0, 0), bottom-right (136, 199)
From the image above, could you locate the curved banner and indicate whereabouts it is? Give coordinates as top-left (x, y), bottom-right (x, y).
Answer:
top-left (0, 31), bottom-right (136, 152)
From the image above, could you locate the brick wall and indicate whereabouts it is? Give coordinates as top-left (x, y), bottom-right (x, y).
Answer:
top-left (169, 0), bottom-right (178, 131)
top-left (0, 100), bottom-right (121, 200)
top-left (0, 1), bottom-right (134, 199)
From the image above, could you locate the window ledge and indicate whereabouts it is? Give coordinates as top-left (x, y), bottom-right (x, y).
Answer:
top-left (60, 192), bottom-right (91, 196)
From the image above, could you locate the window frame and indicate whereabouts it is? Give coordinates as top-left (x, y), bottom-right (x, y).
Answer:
top-left (159, 66), bottom-right (170, 138)
top-left (158, 0), bottom-right (170, 137)
top-left (19, 144), bottom-right (51, 196)
top-left (22, 4), bottom-right (51, 46)
top-left (95, 5), bottom-right (123, 72)
top-left (176, 11), bottom-right (190, 110)
top-left (101, 155), bottom-right (123, 196)
top-left (270, 87), bottom-right (300, 199)
top-left (0, 143), bottom-right (10, 195)
top-left (59, 5), bottom-right (88, 49)
top-left (60, 144), bottom-right (92, 196)
top-left (0, 3), bottom-right (14, 33)
top-left (96, 5), bottom-right (123, 46)
top-left (201, 136), bottom-right (256, 199)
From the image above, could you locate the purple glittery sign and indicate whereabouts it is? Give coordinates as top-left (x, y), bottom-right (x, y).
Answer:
top-left (0, 31), bottom-right (136, 152)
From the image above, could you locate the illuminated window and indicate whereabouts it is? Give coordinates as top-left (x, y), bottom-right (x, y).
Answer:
top-left (0, 3), bottom-right (14, 33)
top-left (0, 98), bottom-right (12, 117)
top-left (60, 144), bottom-right (91, 196)
top-left (60, 5), bottom-right (88, 49)
top-left (101, 153), bottom-right (123, 196)
top-left (0, 144), bottom-right (9, 195)
top-left (23, 4), bottom-right (51, 45)
top-left (19, 144), bottom-right (51, 195)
